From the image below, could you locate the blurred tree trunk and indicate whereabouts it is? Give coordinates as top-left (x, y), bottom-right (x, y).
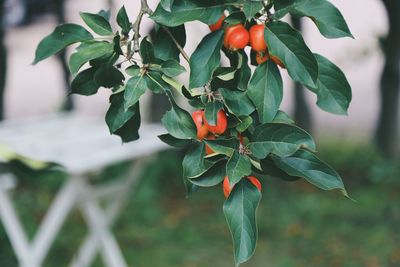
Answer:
top-left (54, 0), bottom-right (74, 111)
top-left (291, 16), bottom-right (313, 133)
top-left (375, 0), bottom-right (400, 157)
top-left (0, 0), bottom-right (6, 120)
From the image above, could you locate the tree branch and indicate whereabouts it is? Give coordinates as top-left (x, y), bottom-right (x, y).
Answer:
top-left (132, 0), bottom-right (152, 52)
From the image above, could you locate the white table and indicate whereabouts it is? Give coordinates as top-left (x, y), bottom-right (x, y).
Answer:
top-left (0, 113), bottom-right (168, 267)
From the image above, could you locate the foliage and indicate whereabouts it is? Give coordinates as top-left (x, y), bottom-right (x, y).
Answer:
top-left (33, 0), bottom-right (353, 264)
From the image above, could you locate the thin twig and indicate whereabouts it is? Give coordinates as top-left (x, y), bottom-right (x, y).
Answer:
top-left (161, 26), bottom-right (191, 64)
top-left (132, 0), bottom-right (152, 52)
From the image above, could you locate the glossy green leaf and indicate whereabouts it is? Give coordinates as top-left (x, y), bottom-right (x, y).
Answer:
top-left (151, 0), bottom-right (224, 27)
top-left (226, 151), bottom-right (252, 185)
top-left (124, 75), bottom-right (147, 109)
top-left (213, 67), bottom-right (236, 81)
top-left (140, 38), bottom-right (155, 64)
top-left (274, 0), bottom-right (353, 39)
top-left (117, 6), bottom-right (131, 33)
top-left (308, 54), bottom-right (352, 115)
top-left (70, 67), bottom-right (100, 96)
top-left (236, 51), bottom-right (252, 91)
top-left (236, 116), bottom-right (253, 133)
top-left (223, 178), bottom-right (261, 266)
top-left (158, 134), bottom-right (192, 148)
top-left (243, 1), bottom-right (263, 20)
top-left (80, 12), bottom-right (113, 36)
top-left (247, 61), bottom-right (283, 123)
top-left (125, 65), bottom-right (141, 76)
top-left (106, 92), bottom-right (137, 133)
top-left (260, 157), bottom-right (300, 181)
top-left (220, 89), bottom-right (255, 116)
top-left (69, 41), bottom-right (113, 74)
top-left (153, 24), bottom-right (186, 62)
top-left (33, 24), bottom-right (93, 64)
top-left (189, 30), bottom-right (224, 89)
top-left (161, 59), bottom-right (186, 77)
top-left (205, 101), bottom-right (224, 126)
top-left (248, 123), bottom-right (316, 159)
top-left (162, 92), bottom-right (197, 139)
top-left (113, 103), bottom-right (141, 142)
top-left (94, 64), bottom-right (125, 88)
top-left (204, 138), bottom-right (240, 157)
top-left (264, 21), bottom-right (318, 88)
top-left (183, 143), bottom-right (213, 178)
top-left (190, 160), bottom-right (226, 187)
top-left (113, 35), bottom-right (124, 55)
top-left (160, 0), bottom-right (175, 12)
top-left (273, 149), bottom-right (348, 195)
top-left (98, 10), bottom-right (111, 21)
top-left (145, 72), bottom-right (168, 94)
top-left (272, 110), bottom-right (295, 124)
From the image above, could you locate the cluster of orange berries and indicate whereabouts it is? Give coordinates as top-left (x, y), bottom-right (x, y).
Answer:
top-left (209, 15), bottom-right (284, 68)
top-left (192, 109), bottom-right (262, 198)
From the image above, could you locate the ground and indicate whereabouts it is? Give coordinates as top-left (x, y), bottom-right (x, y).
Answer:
top-left (0, 143), bottom-right (399, 267)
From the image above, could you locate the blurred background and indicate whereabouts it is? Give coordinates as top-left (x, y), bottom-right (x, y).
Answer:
top-left (0, 0), bottom-right (399, 266)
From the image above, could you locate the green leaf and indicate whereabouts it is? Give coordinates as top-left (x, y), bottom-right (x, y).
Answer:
top-left (145, 72), bottom-right (168, 94)
top-left (264, 21), bottom-right (318, 88)
top-left (220, 88), bottom-right (255, 116)
top-left (117, 6), bottom-right (131, 34)
top-left (94, 64), bottom-right (125, 88)
top-left (106, 92), bottom-right (137, 133)
top-left (274, 0), bottom-right (353, 39)
top-left (272, 150), bottom-right (348, 195)
top-left (113, 103), bottom-right (141, 142)
top-left (243, 1), bottom-right (263, 20)
top-left (236, 116), bottom-right (253, 133)
top-left (162, 75), bottom-right (186, 96)
top-left (190, 160), bottom-right (226, 187)
top-left (189, 30), bottom-right (224, 89)
top-left (125, 65), bottom-right (141, 76)
top-left (223, 178), bottom-right (261, 266)
top-left (98, 9), bottom-right (111, 20)
top-left (153, 25), bottom-right (186, 62)
top-left (162, 92), bottom-right (197, 139)
top-left (151, 0), bottom-right (224, 27)
top-left (236, 51), bottom-right (252, 91)
top-left (183, 143), bottom-right (213, 178)
top-left (69, 41), bottom-right (113, 74)
top-left (308, 54), bottom-right (352, 115)
top-left (204, 138), bottom-right (240, 157)
top-left (158, 134), bottom-right (192, 148)
top-left (160, 0), bottom-right (174, 12)
top-left (70, 67), bottom-right (100, 96)
top-left (226, 151), bottom-right (252, 185)
top-left (247, 61), bottom-right (283, 123)
top-left (248, 123), bottom-right (316, 159)
top-left (113, 35), bottom-right (124, 55)
top-left (161, 59), bottom-right (186, 77)
top-left (260, 157), bottom-right (300, 182)
top-left (124, 75), bottom-right (147, 109)
top-left (213, 67), bottom-right (236, 81)
top-left (80, 12), bottom-right (113, 36)
top-left (272, 110), bottom-right (294, 124)
top-left (205, 101), bottom-right (224, 126)
top-left (33, 24), bottom-right (93, 64)
top-left (140, 38), bottom-right (155, 64)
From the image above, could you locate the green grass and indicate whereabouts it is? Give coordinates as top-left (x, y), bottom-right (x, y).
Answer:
top-left (1, 143), bottom-right (399, 267)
